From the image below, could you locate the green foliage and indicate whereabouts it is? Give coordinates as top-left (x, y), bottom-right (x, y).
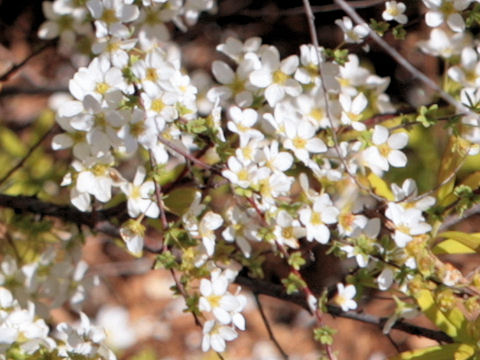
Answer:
top-left (392, 24), bottom-right (406, 40)
top-left (154, 251), bottom-right (178, 270)
top-left (287, 251), bottom-right (306, 270)
top-left (390, 343), bottom-right (475, 360)
top-left (466, 3), bottom-right (480, 28)
top-left (282, 272), bottom-right (307, 294)
top-left (416, 105), bottom-right (439, 128)
top-left (163, 187), bottom-right (197, 216)
top-left (369, 19), bottom-right (390, 36)
top-left (324, 48), bottom-right (349, 65)
top-left (313, 326), bottom-right (337, 345)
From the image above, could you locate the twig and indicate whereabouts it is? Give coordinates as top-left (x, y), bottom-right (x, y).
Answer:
top-left (241, 0), bottom-right (385, 17)
top-left (254, 293), bottom-right (289, 360)
top-left (0, 41), bottom-right (55, 82)
top-left (302, 0), bottom-right (384, 203)
top-left (0, 124), bottom-right (59, 187)
top-left (157, 135), bottom-right (219, 172)
top-left (235, 274), bottom-right (453, 344)
top-left (333, 0), bottom-right (475, 118)
top-left (438, 203), bottom-right (480, 232)
top-left (0, 193), bottom-right (126, 235)
top-left (149, 151), bottom-right (169, 230)
top-left (0, 86), bottom-right (68, 97)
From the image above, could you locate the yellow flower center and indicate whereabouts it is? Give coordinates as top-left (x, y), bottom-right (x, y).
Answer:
top-left (273, 70), bottom-right (288, 84)
top-left (101, 9), bottom-right (118, 24)
top-left (293, 136), bottom-right (307, 149)
top-left (282, 226), bottom-right (294, 239)
top-left (96, 82), bottom-right (110, 95)
top-left (309, 108), bottom-right (324, 122)
top-left (151, 99), bottom-right (166, 113)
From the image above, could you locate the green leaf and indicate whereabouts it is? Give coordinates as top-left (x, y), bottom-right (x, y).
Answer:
top-left (389, 343), bottom-right (475, 360)
top-left (282, 272), bottom-right (306, 295)
top-left (364, 172), bottom-right (394, 200)
top-left (288, 251), bottom-right (306, 270)
top-left (436, 136), bottom-right (470, 206)
top-left (163, 187), bottom-right (197, 216)
top-left (392, 25), bottom-right (406, 40)
top-left (433, 239), bottom-right (476, 255)
top-left (370, 19), bottom-right (389, 36)
top-left (413, 288), bottom-right (469, 341)
top-left (0, 126), bottom-right (26, 157)
top-left (313, 326), bottom-right (337, 345)
top-left (435, 231), bottom-right (480, 253)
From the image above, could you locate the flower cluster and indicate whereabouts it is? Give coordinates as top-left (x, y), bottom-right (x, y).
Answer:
top-left (15, 0), bottom-right (480, 357)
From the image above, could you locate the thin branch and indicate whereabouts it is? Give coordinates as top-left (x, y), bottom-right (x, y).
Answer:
top-left (438, 202), bottom-right (480, 232)
top-left (157, 135), bottom-right (219, 172)
top-left (302, 0), bottom-right (384, 203)
top-left (0, 124), bottom-right (59, 187)
top-left (0, 41), bottom-right (55, 82)
top-left (241, 0), bottom-right (385, 17)
top-left (0, 86), bottom-right (68, 97)
top-left (0, 193), bottom-right (126, 235)
top-left (333, 0), bottom-right (475, 118)
top-left (254, 294), bottom-right (289, 360)
top-left (235, 274), bottom-right (453, 344)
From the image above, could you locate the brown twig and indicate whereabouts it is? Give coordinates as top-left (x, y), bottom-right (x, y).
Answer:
top-left (0, 41), bottom-right (55, 83)
top-left (0, 124), bottom-right (59, 187)
top-left (254, 293), bottom-right (289, 360)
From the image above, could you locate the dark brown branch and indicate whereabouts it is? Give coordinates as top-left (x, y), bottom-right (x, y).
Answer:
top-left (235, 274), bottom-right (453, 344)
top-left (0, 41), bottom-right (55, 83)
top-left (0, 194), bottom-right (126, 236)
top-left (0, 86), bottom-right (69, 97)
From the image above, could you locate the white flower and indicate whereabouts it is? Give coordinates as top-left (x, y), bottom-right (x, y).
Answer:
top-left (222, 156), bottom-right (266, 189)
top-left (334, 283), bottom-right (357, 311)
top-left (227, 107), bottom-right (263, 145)
top-left (120, 220), bottom-right (145, 256)
top-left (87, 0), bottom-right (140, 38)
top-left (283, 120), bottom-right (327, 163)
top-left (377, 268), bottom-right (394, 290)
top-left (272, 211), bottom-right (306, 249)
top-left (299, 194), bottom-right (339, 244)
top-left (199, 271), bottom-right (245, 326)
top-left (208, 56), bottom-right (260, 107)
top-left (385, 203), bottom-right (432, 247)
top-left (216, 37), bottom-right (262, 63)
top-left (120, 166), bottom-right (159, 218)
top-left (199, 212), bottom-right (224, 256)
top-left (382, 1), bottom-right (408, 24)
top-left (448, 47), bottom-right (480, 86)
top-left (201, 320), bottom-right (237, 353)
top-left (69, 56), bottom-right (130, 103)
top-left (335, 16), bottom-right (369, 44)
top-left (361, 125), bottom-right (408, 175)
top-left (418, 28), bottom-right (467, 58)
top-left (222, 206), bottom-right (260, 257)
top-left (342, 245), bottom-right (369, 268)
top-left (423, 0), bottom-right (471, 32)
top-left (339, 93), bottom-right (368, 131)
top-left (249, 46), bottom-right (301, 106)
